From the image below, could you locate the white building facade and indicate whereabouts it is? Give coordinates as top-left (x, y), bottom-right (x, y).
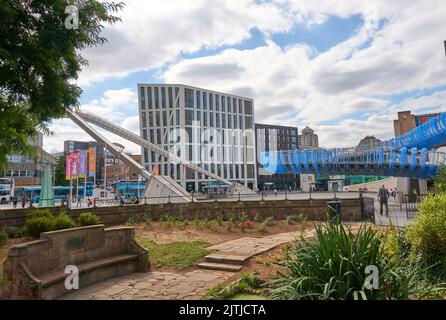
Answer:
top-left (137, 84), bottom-right (257, 192)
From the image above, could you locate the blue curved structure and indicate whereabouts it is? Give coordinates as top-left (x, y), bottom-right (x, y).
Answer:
top-left (260, 113), bottom-right (446, 179)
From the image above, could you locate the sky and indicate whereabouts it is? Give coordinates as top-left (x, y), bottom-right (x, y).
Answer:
top-left (45, 0), bottom-right (446, 155)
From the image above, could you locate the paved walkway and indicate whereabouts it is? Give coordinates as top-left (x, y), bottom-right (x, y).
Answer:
top-left (61, 270), bottom-right (232, 300)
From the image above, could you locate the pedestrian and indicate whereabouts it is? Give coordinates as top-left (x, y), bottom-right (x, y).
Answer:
top-left (76, 195), bottom-right (82, 208)
top-left (274, 188), bottom-right (278, 197)
top-left (119, 195), bottom-right (125, 206)
top-left (12, 196), bottom-right (18, 208)
top-left (87, 198), bottom-right (92, 207)
top-left (21, 196), bottom-right (26, 208)
top-left (378, 184), bottom-right (390, 216)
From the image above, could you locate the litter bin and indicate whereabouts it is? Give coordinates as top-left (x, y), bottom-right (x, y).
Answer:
top-left (327, 201), bottom-right (341, 223)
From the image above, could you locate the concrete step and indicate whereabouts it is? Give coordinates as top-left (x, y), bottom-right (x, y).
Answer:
top-left (204, 253), bottom-right (250, 265)
top-left (198, 262), bottom-right (243, 272)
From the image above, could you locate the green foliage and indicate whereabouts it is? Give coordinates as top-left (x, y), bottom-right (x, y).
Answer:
top-left (54, 153), bottom-right (69, 186)
top-left (125, 216), bottom-right (138, 226)
top-left (253, 214), bottom-right (265, 223)
top-left (270, 223), bottom-right (415, 300)
top-left (6, 227), bottom-right (24, 239)
top-left (258, 222), bottom-right (268, 234)
top-left (79, 212), bottom-right (100, 226)
top-left (0, 232), bottom-right (7, 246)
top-left (433, 166), bottom-right (446, 192)
top-left (53, 213), bottom-right (76, 230)
top-left (226, 221), bottom-right (233, 232)
top-left (286, 214), bottom-right (307, 225)
top-left (0, 1), bottom-right (124, 165)
top-left (406, 193), bottom-right (446, 256)
top-left (207, 273), bottom-right (265, 300)
top-left (27, 209), bottom-right (53, 220)
top-left (264, 217), bottom-right (274, 226)
top-left (135, 236), bottom-right (209, 269)
top-left (23, 216), bottom-right (55, 238)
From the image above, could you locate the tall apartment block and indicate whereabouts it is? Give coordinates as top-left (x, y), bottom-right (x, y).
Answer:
top-left (137, 84), bottom-right (257, 192)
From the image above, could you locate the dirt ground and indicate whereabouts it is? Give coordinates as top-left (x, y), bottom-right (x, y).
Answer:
top-left (133, 220), bottom-right (314, 245)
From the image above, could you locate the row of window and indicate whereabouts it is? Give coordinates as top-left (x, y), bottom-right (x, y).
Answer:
top-left (185, 110), bottom-right (253, 129)
top-left (140, 86), bottom-right (180, 110)
top-left (184, 88), bottom-right (253, 115)
top-left (2, 170), bottom-right (36, 177)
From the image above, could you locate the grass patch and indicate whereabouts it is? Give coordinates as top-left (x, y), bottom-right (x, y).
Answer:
top-left (136, 236), bottom-right (209, 269)
top-left (0, 243), bottom-right (8, 287)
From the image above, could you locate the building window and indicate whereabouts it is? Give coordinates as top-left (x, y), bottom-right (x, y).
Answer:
top-left (141, 112), bottom-right (146, 127)
top-left (233, 115), bottom-right (237, 129)
top-left (244, 100), bottom-right (253, 115)
top-left (154, 87), bottom-right (159, 109)
top-left (176, 110), bottom-right (180, 125)
top-left (210, 112), bottom-right (214, 127)
top-left (233, 98), bottom-right (237, 113)
top-left (239, 99), bottom-right (242, 114)
top-left (221, 95), bottom-right (225, 112)
top-left (216, 94), bottom-right (220, 111)
top-left (148, 112), bottom-right (153, 126)
top-left (209, 93), bottom-right (214, 110)
top-left (245, 116), bottom-right (252, 129)
top-left (168, 87), bottom-right (173, 108)
top-left (227, 114), bottom-right (232, 129)
top-left (163, 111), bottom-right (167, 126)
top-left (239, 115), bottom-right (244, 130)
top-left (227, 97), bottom-right (231, 113)
top-left (196, 91), bottom-right (201, 109)
top-left (147, 87), bottom-right (152, 109)
top-left (185, 110), bottom-right (194, 126)
top-left (175, 87), bottom-right (180, 108)
top-left (222, 115), bottom-right (226, 128)
top-left (185, 88), bottom-right (194, 109)
top-left (203, 92), bottom-right (207, 110)
top-left (216, 113), bottom-right (220, 128)
top-left (140, 87), bottom-right (145, 109)
top-left (161, 87), bottom-right (166, 109)
top-left (203, 112), bottom-right (208, 127)
top-left (155, 112), bottom-right (160, 127)
top-left (197, 111), bottom-right (201, 125)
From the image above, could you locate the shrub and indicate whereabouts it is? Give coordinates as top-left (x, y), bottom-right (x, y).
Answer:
top-left (24, 216), bottom-right (55, 238)
top-left (53, 214), bottom-right (76, 230)
top-left (258, 223), bottom-right (268, 234)
top-left (406, 193), bottom-right (446, 256)
top-left (286, 214), bottom-right (307, 225)
top-left (0, 232), bottom-right (7, 246)
top-left (270, 223), bottom-right (416, 300)
top-left (253, 214), bottom-right (264, 223)
top-left (6, 227), bottom-right (24, 239)
top-left (27, 209), bottom-right (53, 220)
top-left (126, 216), bottom-right (138, 226)
top-left (79, 212), bottom-right (100, 226)
top-left (226, 221), bottom-right (233, 232)
top-left (264, 217), bottom-right (274, 226)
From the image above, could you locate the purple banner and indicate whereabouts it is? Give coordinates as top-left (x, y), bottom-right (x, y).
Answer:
top-left (78, 150), bottom-right (87, 178)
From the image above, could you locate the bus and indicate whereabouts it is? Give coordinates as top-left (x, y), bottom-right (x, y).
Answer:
top-left (0, 178), bottom-right (14, 204)
top-left (112, 180), bottom-right (146, 199)
top-left (20, 183), bottom-right (94, 203)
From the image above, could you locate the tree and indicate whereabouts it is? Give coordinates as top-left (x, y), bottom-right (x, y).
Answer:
top-left (54, 152), bottom-right (69, 186)
top-left (0, 0), bottom-right (124, 166)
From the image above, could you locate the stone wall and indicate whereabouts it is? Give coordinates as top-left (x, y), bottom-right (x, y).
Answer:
top-left (0, 198), bottom-right (367, 231)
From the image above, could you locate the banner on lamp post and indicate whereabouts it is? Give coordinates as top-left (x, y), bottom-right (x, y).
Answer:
top-left (66, 151), bottom-right (79, 180)
top-left (78, 150), bottom-right (87, 178)
top-left (88, 147), bottom-right (96, 177)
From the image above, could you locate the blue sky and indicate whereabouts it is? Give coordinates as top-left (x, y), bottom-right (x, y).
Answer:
top-left (46, 0), bottom-right (446, 154)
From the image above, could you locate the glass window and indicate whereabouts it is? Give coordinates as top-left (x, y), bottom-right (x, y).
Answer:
top-left (175, 87), bottom-right (180, 108)
top-left (210, 112), bottom-right (214, 127)
top-left (140, 87), bottom-right (145, 109)
top-left (239, 115), bottom-right (244, 129)
top-left (245, 116), bottom-right (253, 129)
top-left (238, 99), bottom-right (242, 114)
top-left (155, 111), bottom-right (160, 127)
top-left (221, 96), bottom-right (225, 112)
top-left (148, 87), bottom-right (152, 109)
top-left (216, 94), bottom-right (220, 111)
top-left (154, 87), bottom-right (159, 109)
top-left (244, 100), bottom-right (253, 115)
top-left (156, 129), bottom-right (161, 144)
top-left (168, 87), bottom-right (173, 108)
top-left (203, 112), bottom-right (208, 127)
top-left (233, 98), bottom-right (237, 113)
top-left (161, 87), bottom-right (166, 108)
top-left (176, 110), bottom-right (180, 125)
top-left (142, 112), bottom-right (146, 127)
top-left (227, 114), bottom-right (232, 129)
top-left (148, 112), bottom-right (153, 126)
top-left (233, 115), bottom-right (237, 129)
top-left (149, 129), bottom-right (154, 143)
top-left (222, 115), bottom-right (226, 128)
top-left (163, 111), bottom-right (167, 126)
top-left (216, 113), bottom-right (220, 128)
top-left (142, 129), bottom-right (147, 140)
top-left (186, 127), bottom-right (193, 144)
top-left (196, 91), bottom-right (201, 109)
top-left (203, 92), bottom-right (207, 110)
top-left (197, 111), bottom-right (201, 124)
top-left (185, 88), bottom-right (194, 108)
top-left (227, 97), bottom-right (231, 113)
top-left (185, 110), bottom-right (194, 125)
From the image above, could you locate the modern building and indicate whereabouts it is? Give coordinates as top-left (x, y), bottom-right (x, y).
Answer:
top-left (2, 133), bottom-right (56, 186)
top-left (394, 110), bottom-right (442, 136)
top-left (298, 126), bottom-right (319, 150)
top-left (106, 154), bottom-right (142, 183)
top-left (137, 84), bottom-right (257, 192)
top-left (63, 140), bottom-right (106, 184)
top-left (255, 123), bottom-right (299, 191)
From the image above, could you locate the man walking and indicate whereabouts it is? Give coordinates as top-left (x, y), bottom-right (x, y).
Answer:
top-left (378, 184), bottom-right (390, 216)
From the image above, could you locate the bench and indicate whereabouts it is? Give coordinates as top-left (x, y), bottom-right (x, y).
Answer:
top-left (2, 225), bottom-right (149, 300)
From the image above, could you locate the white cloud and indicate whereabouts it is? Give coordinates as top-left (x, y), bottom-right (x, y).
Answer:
top-left (78, 0), bottom-right (293, 85)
